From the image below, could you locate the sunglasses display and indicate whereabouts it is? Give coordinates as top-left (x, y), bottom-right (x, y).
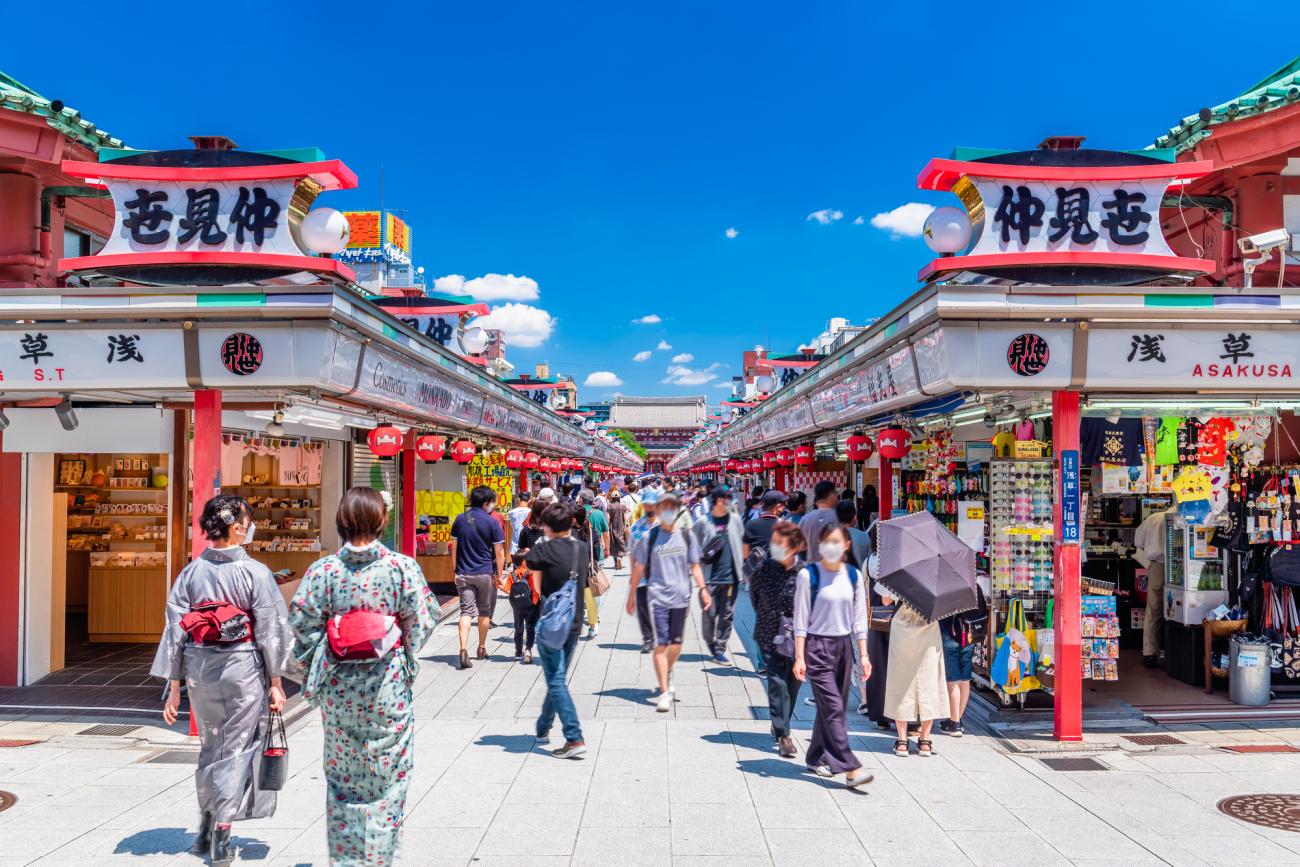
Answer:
top-left (989, 458), bottom-right (1055, 595)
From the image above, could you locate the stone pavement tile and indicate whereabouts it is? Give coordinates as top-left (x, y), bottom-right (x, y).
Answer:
top-left (746, 775), bottom-right (850, 829)
top-left (1128, 753), bottom-right (1222, 773)
top-left (1172, 832), bottom-right (1300, 864)
top-left (922, 792), bottom-right (1020, 832)
top-left (872, 860), bottom-right (971, 867)
top-left (503, 756), bottom-right (593, 804)
top-left (262, 817), bottom-right (329, 863)
top-left (397, 824), bottom-right (485, 866)
top-left (670, 801), bottom-right (767, 858)
top-left (0, 827), bottom-right (85, 860)
top-left (824, 767), bottom-right (918, 807)
top-left (947, 829), bottom-right (1070, 867)
top-left (669, 766), bottom-right (752, 804)
top-left (437, 745), bottom-right (530, 784)
top-left (593, 720), bottom-right (668, 749)
top-left (0, 744), bottom-right (72, 765)
top-left (592, 747), bottom-right (670, 785)
top-left (1198, 751), bottom-right (1300, 772)
top-left (582, 780), bottom-right (670, 827)
top-left (1027, 816), bottom-right (1158, 862)
top-left (671, 858), bottom-right (772, 867)
top-left (964, 769), bottom-right (1080, 810)
top-left (459, 857), bottom-right (570, 867)
top-left (1153, 770), bottom-right (1264, 806)
top-left (1228, 769), bottom-right (1300, 793)
top-left (841, 804), bottom-right (964, 860)
top-left (2, 802), bottom-right (135, 830)
top-left (763, 827), bottom-right (869, 866)
top-left (1070, 861), bottom-right (1170, 867)
top-left (572, 826), bottom-right (673, 867)
top-left (477, 802), bottom-right (581, 856)
top-left (404, 782), bottom-right (509, 827)
top-left (96, 785), bottom-right (194, 831)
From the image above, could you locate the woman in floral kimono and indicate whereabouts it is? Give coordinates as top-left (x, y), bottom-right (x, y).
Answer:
top-left (290, 487), bottom-right (437, 866)
top-left (152, 494), bottom-right (292, 867)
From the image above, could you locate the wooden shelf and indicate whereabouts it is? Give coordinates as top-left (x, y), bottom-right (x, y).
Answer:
top-left (225, 484), bottom-right (320, 490)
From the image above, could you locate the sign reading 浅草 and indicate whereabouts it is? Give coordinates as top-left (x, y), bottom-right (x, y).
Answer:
top-left (1085, 327), bottom-right (1300, 388)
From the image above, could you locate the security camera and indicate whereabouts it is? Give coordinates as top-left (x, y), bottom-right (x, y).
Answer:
top-left (1238, 228), bottom-right (1291, 257)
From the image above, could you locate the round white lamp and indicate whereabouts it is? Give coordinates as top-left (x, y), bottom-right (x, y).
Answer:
top-left (922, 206), bottom-right (973, 254)
top-left (301, 208), bottom-right (351, 254)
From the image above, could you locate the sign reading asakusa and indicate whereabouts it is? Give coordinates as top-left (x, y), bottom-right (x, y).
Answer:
top-left (1085, 328), bottom-right (1300, 388)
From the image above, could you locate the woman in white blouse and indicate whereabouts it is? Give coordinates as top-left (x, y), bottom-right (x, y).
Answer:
top-left (792, 523), bottom-right (874, 788)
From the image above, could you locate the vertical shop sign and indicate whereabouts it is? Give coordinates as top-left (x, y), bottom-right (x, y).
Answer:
top-left (1060, 449), bottom-right (1081, 544)
top-left (465, 452), bottom-right (514, 509)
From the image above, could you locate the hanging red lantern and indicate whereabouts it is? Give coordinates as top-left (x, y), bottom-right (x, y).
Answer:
top-left (450, 439), bottom-right (477, 464)
top-left (523, 451), bottom-right (539, 470)
top-left (726, 459), bottom-right (739, 472)
top-left (776, 448), bottom-right (794, 467)
top-left (877, 427), bottom-right (913, 460)
top-left (794, 443), bottom-right (815, 466)
top-left (414, 435), bottom-right (446, 462)
top-left (743, 459), bottom-right (755, 473)
top-left (367, 425), bottom-right (403, 458)
top-left (505, 449), bottom-right (524, 469)
top-left (763, 451), bottom-right (778, 469)
top-left (845, 432), bottom-right (875, 462)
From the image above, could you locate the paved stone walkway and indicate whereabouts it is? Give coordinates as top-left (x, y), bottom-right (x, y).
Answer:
top-left (4, 563), bottom-right (1300, 865)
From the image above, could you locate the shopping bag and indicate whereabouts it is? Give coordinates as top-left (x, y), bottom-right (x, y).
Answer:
top-left (991, 599), bottom-right (1039, 694)
top-left (259, 710), bottom-right (288, 792)
top-left (1284, 588), bottom-right (1300, 679)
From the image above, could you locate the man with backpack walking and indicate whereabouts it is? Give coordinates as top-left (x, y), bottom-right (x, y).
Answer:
top-left (693, 488), bottom-right (745, 665)
top-left (628, 491), bottom-right (711, 712)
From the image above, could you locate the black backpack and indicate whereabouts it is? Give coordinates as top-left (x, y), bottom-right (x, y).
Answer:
top-left (508, 572), bottom-right (534, 611)
top-left (954, 586), bottom-right (990, 645)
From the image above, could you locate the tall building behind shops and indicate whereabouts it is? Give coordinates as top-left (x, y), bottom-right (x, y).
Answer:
top-left (607, 395), bottom-right (706, 474)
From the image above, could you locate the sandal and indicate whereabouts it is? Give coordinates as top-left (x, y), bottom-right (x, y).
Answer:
top-left (476, 646), bottom-right (488, 660)
top-left (893, 739), bottom-right (909, 757)
top-left (918, 739), bottom-right (935, 757)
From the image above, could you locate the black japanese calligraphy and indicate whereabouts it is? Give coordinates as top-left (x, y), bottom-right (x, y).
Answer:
top-left (1100, 189), bottom-right (1151, 246)
top-left (122, 189), bottom-right (173, 244)
top-left (1220, 332), bottom-right (1254, 364)
top-left (177, 188), bottom-right (228, 245)
top-left (106, 334), bottom-right (144, 363)
top-left (1047, 187), bottom-right (1099, 244)
top-left (1127, 334), bottom-right (1166, 363)
top-left (18, 332), bottom-right (52, 364)
top-left (1006, 333), bottom-right (1050, 376)
top-left (229, 187), bottom-right (280, 245)
top-left (993, 185), bottom-right (1045, 245)
top-left (220, 332), bottom-right (264, 376)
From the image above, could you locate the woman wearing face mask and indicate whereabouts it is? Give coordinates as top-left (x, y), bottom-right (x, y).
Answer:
top-left (749, 521), bottom-right (807, 758)
top-left (152, 495), bottom-right (292, 867)
top-left (792, 524), bottom-right (873, 788)
top-left (290, 487), bottom-right (437, 866)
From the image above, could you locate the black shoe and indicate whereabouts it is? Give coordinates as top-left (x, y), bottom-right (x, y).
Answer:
top-left (1142, 655), bottom-right (1159, 669)
top-left (191, 812), bottom-right (213, 854)
top-left (459, 650), bottom-right (473, 670)
top-left (210, 825), bottom-right (233, 867)
top-left (640, 639), bottom-right (653, 654)
top-left (939, 719), bottom-right (963, 737)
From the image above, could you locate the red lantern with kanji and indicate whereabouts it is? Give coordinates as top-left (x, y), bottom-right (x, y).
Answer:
top-left (794, 444), bottom-right (815, 466)
top-left (414, 435), bottom-right (446, 462)
top-left (845, 432), bottom-right (875, 462)
top-left (450, 439), bottom-right (476, 464)
top-left (744, 459), bottom-right (756, 473)
top-left (505, 449), bottom-right (524, 469)
top-left (776, 448), bottom-right (794, 467)
top-left (763, 451), bottom-right (778, 469)
top-left (367, 425), bottom-right (403, 458)
top-left (543, 457), bottom-right (557, 472)
top-left (877, 427), bottom-right (913, 460)
top-left (523, 451), bottom-right (539, 470)
top-left (726, 459), bottom-right (739, 472)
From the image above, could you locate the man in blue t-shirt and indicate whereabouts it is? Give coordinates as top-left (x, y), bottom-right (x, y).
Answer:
top-left (450, 486), bottom-right (506, 670)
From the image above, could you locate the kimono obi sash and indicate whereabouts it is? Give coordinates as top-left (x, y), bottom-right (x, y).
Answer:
top-left (327, 610), bottom-right (401, 662)
top-left (180, 600), bottom-right (254, 645)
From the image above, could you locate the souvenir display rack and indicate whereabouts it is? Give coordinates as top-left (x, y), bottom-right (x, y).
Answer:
top-left (900, 468), bottom-right (983, 534)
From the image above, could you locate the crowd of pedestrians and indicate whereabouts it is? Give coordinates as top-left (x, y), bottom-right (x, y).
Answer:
top-left (155, 473), bottom-right (981, 866)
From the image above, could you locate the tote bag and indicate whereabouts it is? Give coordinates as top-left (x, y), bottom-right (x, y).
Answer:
top-left (537, 539), bottom-right (583, 651)
top-left (991, 599), bottom-right (1039, 694)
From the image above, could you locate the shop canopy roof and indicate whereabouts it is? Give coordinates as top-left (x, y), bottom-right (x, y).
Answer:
top-left (1153, 55), bottom-right (1300, 154)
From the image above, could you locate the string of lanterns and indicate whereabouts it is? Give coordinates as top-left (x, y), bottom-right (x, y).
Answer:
top-left (367, 425), bottom-right (637, 474)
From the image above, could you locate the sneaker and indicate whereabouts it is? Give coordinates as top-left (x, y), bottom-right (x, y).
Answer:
top-left (806, 764), bottom-right (833, 778)
top-left (552, 740), bottom-right (587, 759)
top-left (515, 653), bottom-right (524, 662)
top-left (940, 719), bottom-right (964, 737)
top-left (856, 700), bottom-right (870, 715)
top-left (778, 736), bottom-right (797, 758)
top-left (536, 731), bottom-right (552, 746)
top-left (640, 639), bottom-right (654, 654)
top-left (587, 624), bottom-right (599, 639)
top-left (845, 768), bottom-right (875, 788)
top-left (656, 691), bottom-right (673, 713)
top-left (712, 650), bottom-right (730, 665)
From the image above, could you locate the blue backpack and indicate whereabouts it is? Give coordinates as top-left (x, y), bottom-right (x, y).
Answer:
top-left (808, 562), bottom-right (859, 605)
top-left (537, 538), bottom-right (583, 651)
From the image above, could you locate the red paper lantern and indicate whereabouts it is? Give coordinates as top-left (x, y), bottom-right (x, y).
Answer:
top-left (505, 449), bottom-right (524, 469)
top-left (523, 451), bottom-right (539, 470)
top-left (877, 427), bottom-right (913, 460)
top-left (542, 457), bottom-right (556, 472)
top-left (794, 444), bottom-right (815, 466)
top-left (414, 435), bottom-right (446, 462)
top-left (726, 459), bottom-right (739, 472)
top-left (450, 439), bottom-right (476, 464)
top-left (845, 432), bottom-right (875, 462)
top-left (744, 459), bottom-right (755, 473)
top-left (763, 451), bottom-right (778, 469)
top-left (367, 425), bottom-right (403, 458)
top-left (776, 448), bottom-right (794, 468)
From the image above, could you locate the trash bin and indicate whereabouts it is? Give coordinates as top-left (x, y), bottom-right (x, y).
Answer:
top-left (1229, 636), bottom-right (1271, 707)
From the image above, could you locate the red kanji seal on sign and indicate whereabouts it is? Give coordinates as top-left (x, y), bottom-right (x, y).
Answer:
top-left (220, 332), bottom-right (264, 376)
top-left (1006, 333), bottom-right (1049, 376)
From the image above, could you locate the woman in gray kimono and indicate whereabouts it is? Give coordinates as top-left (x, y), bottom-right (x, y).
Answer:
top-left (152, 494), bottom-right (292, 867)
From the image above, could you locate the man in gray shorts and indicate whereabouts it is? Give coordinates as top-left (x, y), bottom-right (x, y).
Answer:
top-left (450, 486), bottom-right (506, 670)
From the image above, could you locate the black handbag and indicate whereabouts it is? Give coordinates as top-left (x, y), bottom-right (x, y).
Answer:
top-left (259, 710), bottom-right (288, 791)
top-left (1268, 544), bottom-right (1300, 588)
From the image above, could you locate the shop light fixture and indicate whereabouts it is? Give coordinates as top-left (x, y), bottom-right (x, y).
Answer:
top-left (55, 396), bottom-right (78, 431)
top-left (264, 410), bottom-right (286, 436)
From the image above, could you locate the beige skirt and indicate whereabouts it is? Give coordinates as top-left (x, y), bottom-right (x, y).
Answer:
top-left (883, 605), bottom-right (950, 723)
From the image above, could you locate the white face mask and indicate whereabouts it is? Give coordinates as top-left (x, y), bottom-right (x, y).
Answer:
top-left (819, 541), bottom-right (846, 563)
top-left (242, 523), bottom-right (256, 544)
top-left (485, 503), bottom-right (495, 513)
top-left (659, 508), bottom-right (678, 525)
top-left (769, 542), bottom-right (789, 562)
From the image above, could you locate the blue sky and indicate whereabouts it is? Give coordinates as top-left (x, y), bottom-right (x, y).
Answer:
top-left (10, 2), bottom-right (1300, 399)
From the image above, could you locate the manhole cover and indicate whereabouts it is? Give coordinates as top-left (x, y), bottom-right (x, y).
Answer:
top-left (78, 724), bottom-right (139, 737)
top-left (145, 750), bottom-right (199, 764)
top-left (1219, 794), bottom-right (1300, 831)
top-left (0, 739), bottom-right (41, 748)
top-left (0, 791), bottom-right (16, 812)
top-left (1122, 734), bottom-right (1184, 746)
top-left (1221, 744), bottom-right (1300, 754)
top-left (1041, 757), bottom-right (1108, 772)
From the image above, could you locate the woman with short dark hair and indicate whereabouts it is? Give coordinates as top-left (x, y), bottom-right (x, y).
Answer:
top-left (152, 494), bottom-right (292, 866)
top-left (290, 487), bottom-right (437, 865)
top-left (749, 520), bottom-right (806, 759)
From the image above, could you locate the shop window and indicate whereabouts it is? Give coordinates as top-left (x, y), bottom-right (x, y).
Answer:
top-left (63, 226), bottom-right (105, 258)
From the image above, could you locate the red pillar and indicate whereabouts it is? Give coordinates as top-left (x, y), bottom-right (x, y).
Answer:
top-left (877, 456), bottom-right (893, 521)
top-left (400, 446), bottom-right (417, 557)
top-left (1052, 390), bottom-right (1083, 742)
top-left (191, 390), bottom-right (222, 560)
top-left (0, 438), bottom-right (21, 685)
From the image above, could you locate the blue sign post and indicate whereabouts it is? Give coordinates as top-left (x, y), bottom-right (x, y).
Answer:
top-left (1060, 449), bottom-right (1081, 545)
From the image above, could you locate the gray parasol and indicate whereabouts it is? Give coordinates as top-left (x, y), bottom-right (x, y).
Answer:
top-left (875, 510), bottom-right (978, 622)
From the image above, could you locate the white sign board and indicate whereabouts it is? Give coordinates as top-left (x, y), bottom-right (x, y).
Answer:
top-left (100, 180), bottom-right (300, 257)
top-left (1085, 327), bottom-right (1300, 389)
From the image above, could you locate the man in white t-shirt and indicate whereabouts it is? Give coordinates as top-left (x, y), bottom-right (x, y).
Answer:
top-left (507, 490), bottom-right (532, 554)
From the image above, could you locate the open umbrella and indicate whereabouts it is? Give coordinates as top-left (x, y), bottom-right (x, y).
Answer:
top-left (875, 510), bottom-right (978, 622)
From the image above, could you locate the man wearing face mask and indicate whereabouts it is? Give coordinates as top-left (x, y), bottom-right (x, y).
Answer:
top-left (799, 481), bottom-right (842, 563)
top-left (628, 491), bottom-right (711, 711)
top-left (692, 488), bottom-right (746, 665)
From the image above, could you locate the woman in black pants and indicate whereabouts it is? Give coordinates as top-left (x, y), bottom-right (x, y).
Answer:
top-left (749, 521), bottom-right (807, 759)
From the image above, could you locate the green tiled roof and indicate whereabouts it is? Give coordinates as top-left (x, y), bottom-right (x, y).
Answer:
top-left (0, 70), bottom-right (124, 152)
top-left (1154, 57), bottom-right (1300, 153)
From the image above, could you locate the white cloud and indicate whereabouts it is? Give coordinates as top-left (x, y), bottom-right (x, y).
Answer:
top-left (806, 209), bottom-right (844, 225)
top-left (724, 227), bottom-right (739, 239)
top-left (632, 314), bottom-right (662, 324)
top-left (632, 350), bottom-right (653, 362)
top-left (870, 202), bottom-right (935, 239)
top-left (663, 362), bottom-right (723, 386)
top-left (714, 382), bottom-right (736, 389)
top-left (584, 371), bottom-right (623, 387)
top-left (656, 339), bottom-right (672, 350)
top-left (434, 273), bottom-right (539, 302)
top-left (852, 216), bottom-right (865, 225)
top-left (671, 353), bottom-right (694, 363)
top-left (473, 303), bottom-right (555, 348)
